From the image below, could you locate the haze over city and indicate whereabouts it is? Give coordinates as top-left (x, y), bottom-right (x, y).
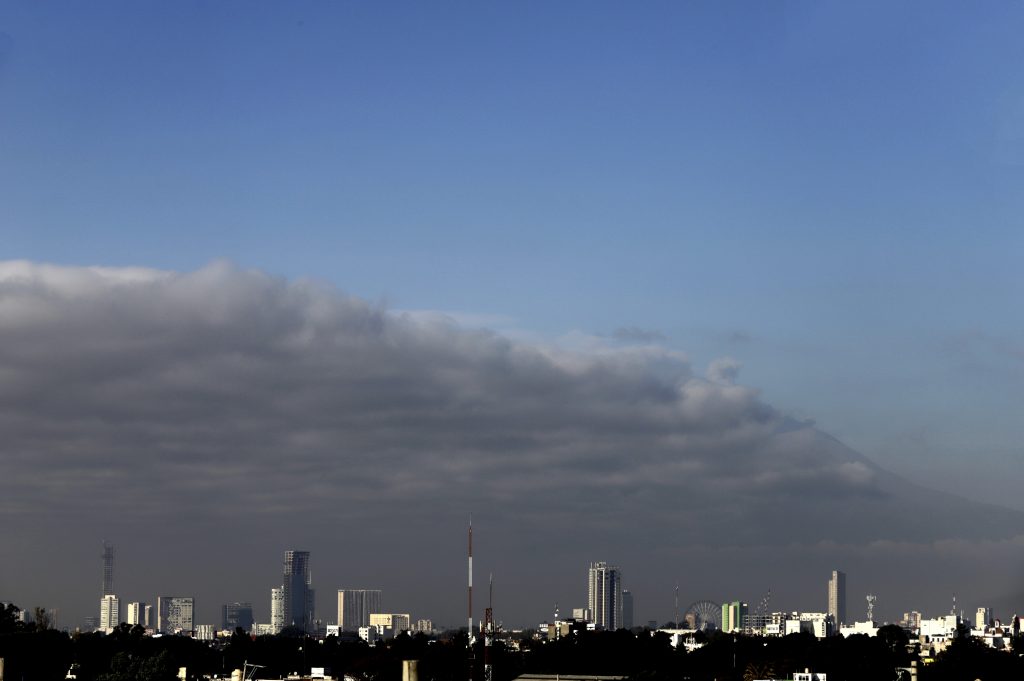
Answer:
top-left (2, 2), bottom-right (1023, 633)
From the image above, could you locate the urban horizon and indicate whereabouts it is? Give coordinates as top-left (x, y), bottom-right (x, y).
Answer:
top-left (8, 538), bottom-right (1018, 635)
top-left (3, 6), bottom-right (1024, 675)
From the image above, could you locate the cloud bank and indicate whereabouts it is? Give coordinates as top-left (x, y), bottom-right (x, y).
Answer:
top-left (1, 261), bottom-right (1019, 625)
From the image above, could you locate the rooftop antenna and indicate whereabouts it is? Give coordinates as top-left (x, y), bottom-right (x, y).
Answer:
top-left (674, 585), bottom-right (679, 627)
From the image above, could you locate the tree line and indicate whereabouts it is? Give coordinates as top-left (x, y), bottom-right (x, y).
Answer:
top-left (2, 605), bottom-right (1022, 681)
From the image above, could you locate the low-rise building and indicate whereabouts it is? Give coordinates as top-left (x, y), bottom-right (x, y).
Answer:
top-left (919, 614), bottom-right (958, 641)
top-left (368, 613), bottom-right (411, 637)
top-left (839, 621), bottom-right (878, 637)
top-left (359, 625), bottom-right (382, 644)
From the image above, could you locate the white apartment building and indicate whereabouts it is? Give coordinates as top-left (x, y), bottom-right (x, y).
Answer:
top-left (839, 621), bottom-right (878, 637)
top-left (920, 614), bottom-right (959, 641)
top-left (784, 612), bottom-right (832, 638)
top-left (270, 587), bottom-right (285, 633)
top-left (99, 594), bottom-right (120, 633)
top-left (126, 601), bottom-right (147, 627)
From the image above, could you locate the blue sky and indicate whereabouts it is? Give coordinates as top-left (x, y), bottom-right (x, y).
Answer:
top-left (2, 0), bottom-right (1023, 513)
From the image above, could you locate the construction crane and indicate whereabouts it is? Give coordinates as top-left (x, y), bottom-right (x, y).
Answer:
top-left (748, 588), bottom-right (771, 635)
top-left (758, 588), bottom-right (772, 618)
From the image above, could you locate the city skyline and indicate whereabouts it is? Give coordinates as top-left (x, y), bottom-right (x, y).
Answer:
top-left (2, 2), bottom-right (1024, 635)
top-left (7, 531), bottom-right (1014, 635)
top-left (8, 551), bottom-right (1014, 639)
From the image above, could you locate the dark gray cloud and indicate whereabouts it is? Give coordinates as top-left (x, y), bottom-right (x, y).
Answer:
top-left (1, 261), bottom-right (1021, 628)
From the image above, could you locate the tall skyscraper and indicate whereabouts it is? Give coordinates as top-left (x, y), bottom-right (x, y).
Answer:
top-left (99, 594), bottom-right (120, 632)
top-left (223, 602), bottom-right (255, 632)
top-left (99, 541), bottom-right (117, 630)
top-left (157, 596), bottom-right (194, 634)
top-left (587, 562), bottom-right (622, 630)
top-left (622, 590), bottom-right (634, 630)
top-left (101, 541), bottom-right (115, 596)
top-left (976, 607), bottom-right (992, 629)
top-left (337, 589), bottom-right (383, 631)
top-left (828, 570), bottom-right (846, 627)
top-left (281, 550), bottom-right (315, 633)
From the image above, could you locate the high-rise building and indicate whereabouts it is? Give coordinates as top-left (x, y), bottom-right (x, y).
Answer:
top-left (99, 541), bottom-right (115, 628)
top-left (271, 587), bottom-right (285, 633)
top-left (976, 607), bottom-right (992, 630)
top-left (222, 602), bottom-right (254, 632)
top-left (157, 596), bottom-right (194, 634)
top-left (144, 604), bottom-right (152, 629)
top-left (721, 601), bottom-right (747, 633)
top-left (337, 589), bottom-right (383, 631)
top-left (828, 570), bottom-right (846, 628)
top-left (587, 562), bottom-right (622, 630)
top-left (99, 594), bottom-right (120, 632)
top-left (281, 550), bottom-right (315, 633)
top-left (127, 602), bottom-right (147, 627)
top-left (622, 590), bottom-right (634, 630)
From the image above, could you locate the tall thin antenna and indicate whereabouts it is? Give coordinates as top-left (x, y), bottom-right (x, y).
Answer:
top-left (674, 585), bottom-right (679, 627)
top-left (467, 515), bottom-right (474, 681)
top-left (468, 516), bottom-right (473, 637)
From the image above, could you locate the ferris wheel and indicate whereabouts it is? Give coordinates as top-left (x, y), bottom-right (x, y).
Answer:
top-left (684, 600), bottom-right (721, 631)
